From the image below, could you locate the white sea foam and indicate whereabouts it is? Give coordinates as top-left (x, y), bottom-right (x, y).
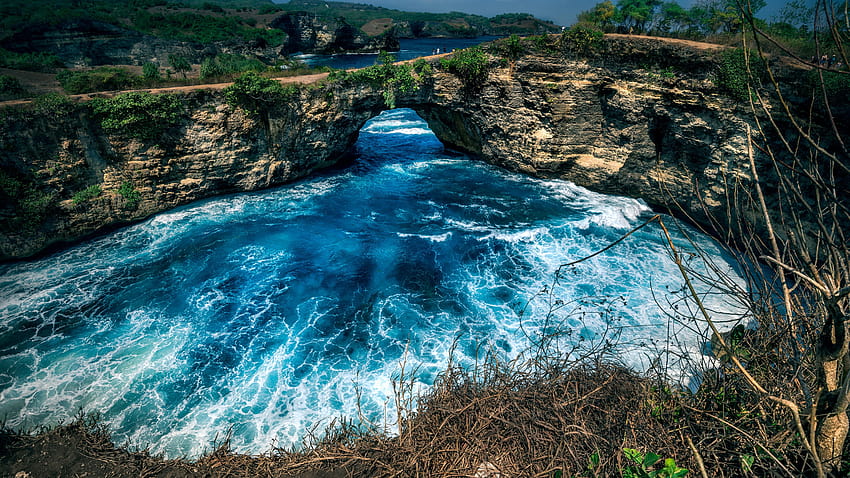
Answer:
top-left (0, 108), bottom-right (750, 458)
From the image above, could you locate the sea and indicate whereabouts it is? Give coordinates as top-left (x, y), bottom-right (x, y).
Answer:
top-left (0, 108), bottom-right (747, 457)
top-left (293, 36), bottom-right (503, 70)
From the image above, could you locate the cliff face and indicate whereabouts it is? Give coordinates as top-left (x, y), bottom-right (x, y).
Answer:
top-left (0, 86), bottom-right (385, 260)
top-left (404, 37), bottom-right (751, 230)
top-left (271, 12), bottom-right (397, 54)
top-left (1, 36), bottom-right (760, 261)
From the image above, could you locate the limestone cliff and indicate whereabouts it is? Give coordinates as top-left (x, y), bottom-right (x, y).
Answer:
top-left (1, 36), bottom-right (770, 261)
top-left (403, 36), bottom-right (753, 232)
top-left (271, 12), bottom-right (398, 54)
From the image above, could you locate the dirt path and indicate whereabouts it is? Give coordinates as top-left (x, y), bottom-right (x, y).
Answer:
top-left (0, 35), bottom-right (741, 107)
top-left (0, 71), bottom-right (333, 106)
top-left (605, 33), bottom-right (728, 51)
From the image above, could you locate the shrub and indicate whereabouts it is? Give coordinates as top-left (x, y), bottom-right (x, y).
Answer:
top-left (167, 54), bottom-right (191, 80)
top-left (807, 68), bottom-right (850, 103)
top-left (0, 75), bottom-right (27, 100)
top-left (89, 92), bottom-right (183, 139)
top-left (0, 47), bottom-right (63, 72)
top-left (440, 46), bottom-right (490, 90)
top-left (223, 72), bottom-right (297, 115)
top-left (337, 51), bottom-right (426, 108)
top-left (200, 54), bottom-right (266, 80)
top-left (32, 93), bottom-right (76, 116)
top-left (142, 62), bottom-right (161, 82)
top-left (0, 171), bottom-right (54, 231)
top-left (57, 67), bottom-right (137, 94)
top-left (72, 184), bottom-right (102, 204)
top-left (500, 34), bottom-right (525, 62)
top-left (117, 181), bottom-right (142, 208)
top-left (715, 48), bottom-right (767, 102)
top-left (411, 58), bottom-right (433, 78)
top-left (563, 24), bottom-right (604, 56)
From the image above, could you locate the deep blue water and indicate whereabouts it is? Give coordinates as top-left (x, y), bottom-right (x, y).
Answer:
top-left (0, 109), bottom-right (744, 457)
top-left (294, 36), bottom-right (502, 70)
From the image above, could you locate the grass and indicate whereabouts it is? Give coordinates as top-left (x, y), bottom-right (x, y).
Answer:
top-left (0, 330), bottom-right (821, 477)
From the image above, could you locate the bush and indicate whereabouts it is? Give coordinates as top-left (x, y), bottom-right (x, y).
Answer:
top-left (117, 181), bottom-right (141, 209)
top-left (200, 54), bottom-right (266, 80)
top-left (0, 75), bottom-right (27, 100)
top-left (715, 48), bottom-right (767, 102)
top-left (499, 34), bottom-right (525, 62)
top-left (808, 68), bottom-right (850, 102)
top-left (338, 51), bottom-right (425, 108)
top-left (72, 184), bottom-right (101, 204)
top-left (32, 93), bottom-right (76, 116)
top-left (440, 46), bottom-right (490, 90)
top-left (89, 92), bottom-right (183, 139)
top-left (223, 72), bottom-right (297, 115)
top-left (142, 62), bottom-right (161, 82)
top-left (563, 24), bottom-right (604, 56)
top-left (0, 47), bottom-right (63, 72)
top-left (57, 67), bottom-right (137, 94)
top-left (0, 171), bottom-right (55, 232)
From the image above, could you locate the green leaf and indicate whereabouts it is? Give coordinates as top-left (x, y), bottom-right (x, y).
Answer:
top-left (624, 448), bottom-right (644, 465)
top-left (740, 453), bottom-right (755, 472)
top-left (642, 452), bottom-right (661, 468)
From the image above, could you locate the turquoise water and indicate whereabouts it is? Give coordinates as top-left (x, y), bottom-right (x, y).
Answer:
top-left (0, 109), bottom-right (744, 457)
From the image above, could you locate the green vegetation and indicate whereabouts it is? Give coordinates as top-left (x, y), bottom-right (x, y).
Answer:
top-left (200, 54), bottom-right (266, 80)
top-left (32, 93), bottom-right (77, 116)
top-left (439, 46), bottom-right (490, 90)
top-left (223, 72), bottom-right (298, 116)
top-left (809, 69), bottom-right (850, 105)
top-left (57, 66), bottom-right (137, 94)
top-left (72, 184), bottom-right (102, 204)
top-left (0, 0), bottom-right (555, 63)
top-left (0, 170), bottom-right (55, 232)
top-left (117, 181), bottom-right (142, 209)
top-left (563, 24), bottom-right (604, 55)
top-left (166, 54), bottom-right (191, 80)
top-left (142, 62), bottom-right (161, 82)
top-left (0, 75), bottom-right (28, 100)
top-left (622, 449), bottom-right (688, 478)
top-left (131, 8), bottom-right (286, 45)
top-left (714, 48), bottom-right (766, 101)
top-left (89, 92), bottom-right (183, 139)
top-left (499, 34), bottom-right (525, 63)
top-left (330, 51), bottom-right (428, 108)
top-left (0, 47), bottom-right (63, 72)
top-left (576, 0), bottom-right (767, 37)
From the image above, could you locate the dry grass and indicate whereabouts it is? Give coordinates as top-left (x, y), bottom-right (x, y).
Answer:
top-left (1, 339), bottom-right (820, 478)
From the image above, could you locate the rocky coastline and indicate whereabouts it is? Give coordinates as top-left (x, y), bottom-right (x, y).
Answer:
top-left (0, 35), bottom-right (793, 262)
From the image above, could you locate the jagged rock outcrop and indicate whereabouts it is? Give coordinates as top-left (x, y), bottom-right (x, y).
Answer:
top-left (0, 84), bottom-right (386, 260)
top-left (1, 36), bottom-right (769, 261)
top-left (401, 36), bottom-right (753, 231)
top-left (271, 12), bottom-right (397, 54)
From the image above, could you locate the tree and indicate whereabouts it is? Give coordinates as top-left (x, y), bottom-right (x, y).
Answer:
top-left (688, 2), bottom-right (850, 475)
top-left (167, 54), bottom-right (191, 80)
top-left (577, 0), bottom-right (618, 31)
top-left (658, 1), bottom-right (688, 34)
top-left (616, 0), bottom-right (662, 34)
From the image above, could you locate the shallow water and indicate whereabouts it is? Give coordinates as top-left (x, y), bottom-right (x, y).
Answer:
top-left (0, 109), bottom-right (745, 457)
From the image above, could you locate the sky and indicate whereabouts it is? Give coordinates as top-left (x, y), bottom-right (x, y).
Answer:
top-left (273, 0), bottom-right (790, 29)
